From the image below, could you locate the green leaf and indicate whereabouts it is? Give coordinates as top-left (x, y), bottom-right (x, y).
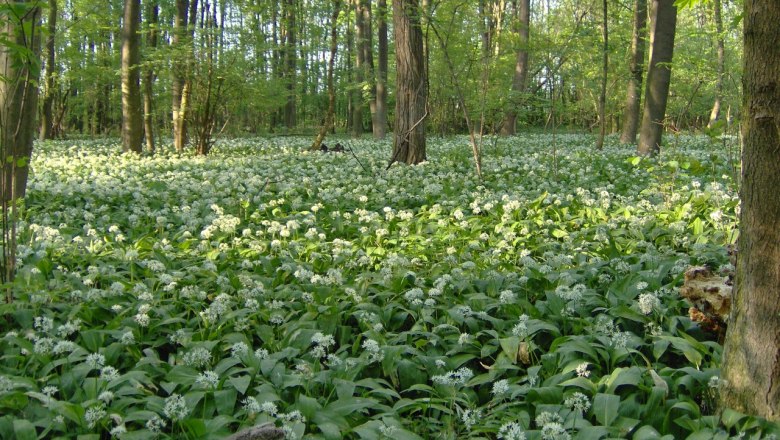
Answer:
top-left (12, 420), bottom-right (36, 440)
top-left (633, 425), bottom-right (662, 440)
top-left (228, 375), bottom-right (251, 395)
top-left (593, 393), bottom-right (620, 426)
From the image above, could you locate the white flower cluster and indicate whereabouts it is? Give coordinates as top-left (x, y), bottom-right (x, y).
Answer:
top-left (431, 367), bottom-right (473, 387)
top-left (311, 332), bottom-right (336, 359)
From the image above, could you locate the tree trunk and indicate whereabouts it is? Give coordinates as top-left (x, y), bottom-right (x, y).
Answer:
top-left (637, 0), bottom-right (676, 156)
top-left (143, 1), bottom-right (158, 153)
top-left (375, 0), bottom-right (388, 139)
top-left (350, 0), bottom-right (364, 137)
top-left (39, 0), bottom-right (57, 141)
top-left (356, 0), bottom-right (378, 139)
top-left (595, 0), bottom-right (608, 149)
top-left (311, 0), bottom-right (342, 151)
top-left (121, 0), bottom-right (143, 153)
top-left (619, 0), bottom-right (647, 144)
top-left (389, 0), bottom-right (426, 166)
top-left (1, 1), bottom-right (41, 300)
top-left (1, 0), bottom-right (41, 201)
top-left (707, 0), bottom-right (724, 128)
top-left (500, 0), bottom-right (529, 136)
top-left (720, 0), bottom-right (780, 422)
top-left (172, 0), bottom-right (188, 152)
top-left (283, 0), bottom-right (296, 129)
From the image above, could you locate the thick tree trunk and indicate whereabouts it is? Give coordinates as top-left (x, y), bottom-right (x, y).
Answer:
top-left (39, 0), bottom-right (57, 141)
top-left (143, 1), bottom-right (158, 153)
top-left (500, 0), bottom-right (529, 136)
top-left (389, 0), bottom-right (426, 166)
top-left (720, 0), bottom-right (780, 422)
top-left (637, 0), bottom-right (676, 156)
top-left (595, 0), bottom-right (608, 149)
top-left (707, 0), bottom-right (724, 128)
top-left (1, 1), bottom-right (41, 202)
top-left (172, 0), bottom-right (188, 152)
top-left (311, 0), bottom-right (341, 151)
top-left (375, 0), bottom-right (388, 139)
top-left (619, 0), bottom-right (647, 144)
top-left (121, 0), bottom-right (143, 153)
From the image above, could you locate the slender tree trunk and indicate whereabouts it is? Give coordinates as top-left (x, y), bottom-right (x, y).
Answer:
top-left (283, 0), bottom-right (296, 129)
top-left (1, 0), bottom-right (41, 200)
top-left (1, 1), bottom-right (41, 300)
top-left (311, 0), bottom-right (342, 151)
top-left (121, 0), bottom-right (143, 153)
top-left (143, 1), bottom-right (158, 153)
top-left (375, 0), bottom-right (388, 139)
top-left (720, 0), bottom-right (780, 422)
top-left (172, 0), bottom-right (188, 152)
top-left (351, 0), bottom-right (364, 137)
top-left (500, 0), bottom-right (529, 136)
top-left (39, 0), bottom-right (57, 141)
top-left (356, 0), bottom-right (378, 139)
top-left (620, 0), bottom-right (647, 144)
top-left (595, 0), bottom-right (608, 149)
top-left (707, 0), bottom-right (724, 128)
top-left (637, 0), bottom-right (677, 156)
top-left (389, 0), bottom-right (426, 166)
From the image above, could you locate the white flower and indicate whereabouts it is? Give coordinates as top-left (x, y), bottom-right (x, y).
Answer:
top-left (460, 408), bottom-right (481, 431)
top-left (498, 422), bottom-right (526, 440)
top-left (242, 396), bottom-right (261, 414)
top-left (163, 393), bottom-right (189, 421)
top-left (575, 362), bottom-right (590, 378)
top-left (85, 405), bottom-right (106, 429)
top-left (86, 353), bottom-right (106, 369)
top-left (183, 347), bottom-right (212, 368)
top-left (540, 422), bottom-right (570, 440)
top-left (564, 392), bottom-right (591, 414)
top-left (638, 292), bottom-right (660, 315)
top-left (195, 370), bottom-right (219, 388)
top-left (492, 379), bottom-right (510, 397)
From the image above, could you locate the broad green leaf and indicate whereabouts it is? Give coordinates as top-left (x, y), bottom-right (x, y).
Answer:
top-left (593, 393), bottom-right (620, 426)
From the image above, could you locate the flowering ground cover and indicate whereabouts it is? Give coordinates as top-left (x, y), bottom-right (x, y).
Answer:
top-left (1, 134), bottom-right (775, 439)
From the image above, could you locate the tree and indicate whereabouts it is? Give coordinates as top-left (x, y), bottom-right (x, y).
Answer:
top-left (375, 0), bottom-right (388, 139)
top-left (172, 0), bottom-right (189, 152)
top-left (720, 0), bottom-right (780, 421)
top-left (282, 0), bottom-right (296, 129)
top-left (142, 0), bottom-right (158, 153)
top-left (120, 0), bottom-right (143, 153)
top-left (389, 0), bottom-right (427, 166)
top-left (311, 0), bottom-right (342, 151)
top-left (355, 0), bottom-right (378, 139)
top-left (1, 0), bottom-right (41, 299)
top-left (707, 0), bottom-right (724, 128)
top-left (500, 0), bottom-right (530, 136)
top-left (637, 0), bottom-right (677, 156)
top-left (595, 0), bottom-right (608, 149)
top-left (620, 0), bottom-right (647, 144)
top-left (39, 0), bottom-right (57, 140)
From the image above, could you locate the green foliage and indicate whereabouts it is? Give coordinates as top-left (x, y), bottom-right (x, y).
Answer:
top-left (2, 134), bottom-right (776, 439)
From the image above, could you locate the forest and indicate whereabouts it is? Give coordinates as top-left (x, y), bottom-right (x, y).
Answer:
top-left (0, 0), bottom-right (779, 439)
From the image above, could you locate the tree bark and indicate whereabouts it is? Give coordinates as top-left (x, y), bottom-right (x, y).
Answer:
top-left (1, 0), bottom-right (41, 202)
top-left (39, 0), bottom-right (57, 141)
top-left (637, 0), bottom-right (676, 156)
top-left (121, 0), bottom-right (143, 153)
top-left (720, 0), bottom-right (780, 422)
top-left (620, 0), bottom-right (647, 144)
top-left (143, 1), bottom-right (158, 153)
top-left (389, 0), bottom-right (426, 166)
top-left (707, 0), bottom-right (724, 128)
top-left (311, 0), bottom-right (341, 151)
top-left (595, 0), bottom-right (608, 149)
top-left (356, 0), bottom-right (378, 139)
top-left (283, 0), bottom-right (296, 129)
top-left (375, 0), bottom-right (388, 139)
top-left (500, 0), bottom-right (529, 136)
top-left (172, 0), bottom-right (188, 152)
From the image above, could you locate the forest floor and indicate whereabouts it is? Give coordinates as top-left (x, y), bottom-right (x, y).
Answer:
top-left (2, 134), bottom-right (776, 439)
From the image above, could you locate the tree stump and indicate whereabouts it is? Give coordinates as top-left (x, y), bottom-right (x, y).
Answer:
top-left (679, 265), bottom-right (732, 339)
